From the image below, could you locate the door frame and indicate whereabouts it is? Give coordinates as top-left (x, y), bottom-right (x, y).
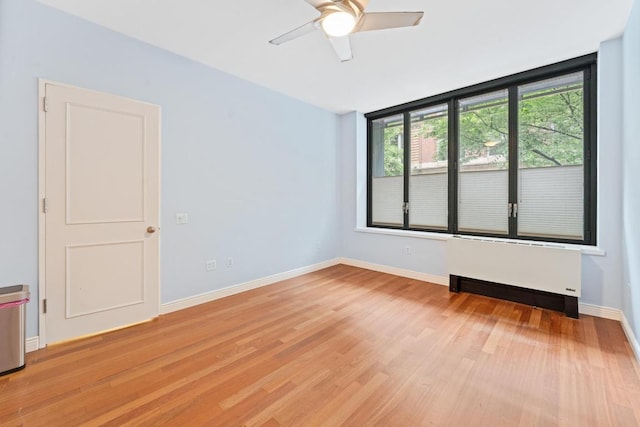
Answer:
top-left (37, 79), bottom-right (162, 348)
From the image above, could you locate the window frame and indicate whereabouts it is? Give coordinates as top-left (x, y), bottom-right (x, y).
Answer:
top-left (366, 54), bottom-right (597, 246)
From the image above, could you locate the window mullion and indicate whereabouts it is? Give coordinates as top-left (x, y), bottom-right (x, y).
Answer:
top-left (403, 112), bottom-right (411, 229)
top-left (508, 86), bottom-right (519, 238)
top-left (366, 119), bottom-right (373, 227)
top-left (585, 64), bottom-right (597, 245)
top-left (449, 99), bottom-right (458, 233)
top-left (583, 68), bottom-right (590, 243)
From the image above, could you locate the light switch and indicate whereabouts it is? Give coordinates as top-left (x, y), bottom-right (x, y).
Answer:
top-left (175, 213), bottom-right (188, 224)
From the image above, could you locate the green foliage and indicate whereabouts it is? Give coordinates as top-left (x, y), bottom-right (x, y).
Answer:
top-left (449, 86), bottom-right (583, 168)
top-left (388, 84), bottom-right (584, 171)
top-left (458, 99), bottom-right (509, 168)
top-left (383, 125), bottom-right (404, 176)
top-left (384, 144), bottom-right (404, 176)
top-left (518, 89), bottom-right (583, 167)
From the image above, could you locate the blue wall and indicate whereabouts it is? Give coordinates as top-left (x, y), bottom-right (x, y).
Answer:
top-left (0, 0), bottom-right (339, 338)
top-left (622, 0), bottom-right (640, 352)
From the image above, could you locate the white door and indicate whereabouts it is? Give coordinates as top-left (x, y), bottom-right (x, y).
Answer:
top-left (43, 83), bottom-right (160, 344)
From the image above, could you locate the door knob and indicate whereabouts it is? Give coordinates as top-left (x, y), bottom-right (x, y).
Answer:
top-left (147, 226), bottom-right (156, 234)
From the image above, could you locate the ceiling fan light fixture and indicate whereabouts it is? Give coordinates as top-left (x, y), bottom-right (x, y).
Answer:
top-left (321, 11), bottom-right (357, 37)
top-left (269, 0), bottom-right (425, 62)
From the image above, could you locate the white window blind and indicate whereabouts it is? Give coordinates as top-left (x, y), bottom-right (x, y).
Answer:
top-left (458, 170), bottom-right (509, 233)
top-left (409, 173), bottom-right (448, 229)
top-left (518, 165), bottom-right (583, 239)
top-left (372, 176), bottom-right (403, 226)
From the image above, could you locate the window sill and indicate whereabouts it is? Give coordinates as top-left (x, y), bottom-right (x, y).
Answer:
top-left (353, 227), bottom-right (606, 256)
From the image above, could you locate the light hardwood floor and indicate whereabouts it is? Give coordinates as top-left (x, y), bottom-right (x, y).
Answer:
top-left (2, 265), bottom-right (639, 426)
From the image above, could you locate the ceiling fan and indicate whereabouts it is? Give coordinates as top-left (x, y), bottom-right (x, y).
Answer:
top-left (269, 0), bottom-right (424, 62)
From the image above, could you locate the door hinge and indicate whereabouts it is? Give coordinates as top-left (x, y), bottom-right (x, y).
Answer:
top-left (403, 202), bottom-right (409, 214)
top-left (42, 197), bottom-right (48, 213)
top-left (508, 203), bottom-right (518, 218)
top-left (43, 97), bottom-right (48, 112)
top-left (43, 299), bottom-right (47, 314)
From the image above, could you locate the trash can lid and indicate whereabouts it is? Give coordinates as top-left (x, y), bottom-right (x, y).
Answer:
top-left (0, 285), bottom-right (30, 304)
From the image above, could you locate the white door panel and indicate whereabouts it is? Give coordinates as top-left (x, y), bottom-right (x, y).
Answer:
top-left (44, 83), bottom-right (160, 344)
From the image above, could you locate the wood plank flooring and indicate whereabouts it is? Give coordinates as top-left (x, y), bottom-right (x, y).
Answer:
top-left (2, 265), bottom-right (639, 426)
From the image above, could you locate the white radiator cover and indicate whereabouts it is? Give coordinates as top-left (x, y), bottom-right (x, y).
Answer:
top-left (447, 237), bottom-right (581, 297)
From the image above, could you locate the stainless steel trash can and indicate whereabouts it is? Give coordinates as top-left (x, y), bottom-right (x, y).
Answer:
top-left (0, 285), bottom-right (30, 375)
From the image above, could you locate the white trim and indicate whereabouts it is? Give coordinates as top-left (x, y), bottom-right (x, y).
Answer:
top-left (621, 312), bottom-right (640, 363)
top-left (26, 336), bottom-right (40, 353)
top-left (578, 303), bottom-right (620, 320)
top-left (38, 79), bottom-right (47, 348)
top-left (336, 257), bottom-right (449, 286)
top-left (161, 256), bottom-right (625, 325)
top-left (353, 227), bottom-right (606, 256)
top-left (160, 259), bottom-right (340, 314)
top-left (354, 227), bottom-right (449, 241)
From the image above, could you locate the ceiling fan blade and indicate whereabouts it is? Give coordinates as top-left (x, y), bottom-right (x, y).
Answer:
top-left (269, 20), bottom-right (319, 45)
top-left (356, 12), bottom-right (424, 33)
top-left (304, 0), bottom-right (333, 8)
top-left (328, 36), bottom-right (353, 62)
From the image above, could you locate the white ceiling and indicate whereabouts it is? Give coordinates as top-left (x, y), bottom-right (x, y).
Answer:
top-left (38, 0), bottom-right (633, 114)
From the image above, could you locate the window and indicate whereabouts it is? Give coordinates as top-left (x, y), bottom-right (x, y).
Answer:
top-left (517, 72), bottom-right (585, 240)
top-left (409, 105), bottom-right (448, 229)
top-left (371, 114), bottom-right (404, 227)
top-left (457, 90), bottom-right (509, 234)
top-left (366, 54), bottom-right (596, 245)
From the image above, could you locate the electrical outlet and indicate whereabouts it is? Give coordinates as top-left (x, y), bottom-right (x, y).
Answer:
top-left (176, 213), bottom-right (189, 224)
top-left (226, 257), bottom-right (233, 268)
top-left (206, 260), bottom-right (216, 271)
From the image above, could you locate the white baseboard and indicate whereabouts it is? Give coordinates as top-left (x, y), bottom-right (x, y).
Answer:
top-left (336, 259), bottom-right (626, 323)
top-left (160, 257), bottom-right (448, 315)
top-left (336, 257), bottom-right (448, 286)
top-left (157, 256), bottom-right (630, 331)
top-left (621, 312), bottom-right (640, 363)
top-left (160, 259), bottom-right (340, 314)
top-left (578, 303), bottom-right (621, 320)
top-left (26, 336), bottom-right (39, 353)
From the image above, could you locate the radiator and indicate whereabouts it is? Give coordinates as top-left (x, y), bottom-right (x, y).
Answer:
top-left (447, 236), bottom-right (581, 298)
